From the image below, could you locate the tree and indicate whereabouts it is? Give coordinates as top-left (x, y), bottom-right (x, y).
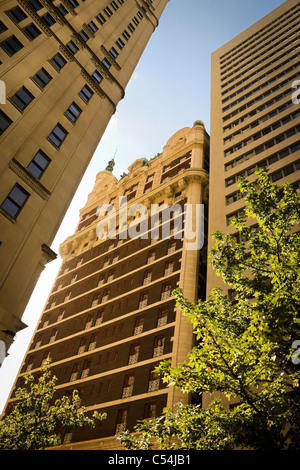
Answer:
top-left (0, 361), bottom-right (106, 450)
top-left (118, 168), bottom-right (300, 450)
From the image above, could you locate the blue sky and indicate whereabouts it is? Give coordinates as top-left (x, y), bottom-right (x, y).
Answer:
top-left (0, 0), bottom-right (284, 413)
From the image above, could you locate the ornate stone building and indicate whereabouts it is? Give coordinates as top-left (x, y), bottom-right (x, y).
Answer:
top-left (3, 122), bottom-right (209, 449)
top-left (0, 0), bottom-right (170, 358)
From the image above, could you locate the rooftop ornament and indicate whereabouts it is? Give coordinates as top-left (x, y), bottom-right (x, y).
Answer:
top-left (193, 120), bottom-right (205, 128)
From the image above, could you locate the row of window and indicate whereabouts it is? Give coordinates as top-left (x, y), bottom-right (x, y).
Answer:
top-left (222, 31), bottom-right (299, 107)
top-left (34, 304), bottom-right (169, 355)
top-left (220, 19), bottom-right (299, 86)
top-left (224, 109), bottom-right (300, 157)
top-left (219, 4), bottom-right (299, 69)
top-left (222, 45), bottom-right (299, 114)
top-left (226, 160), bottom-right (300, 214)
top-left (225, 140), bottom-right (300, 187)
top-left (225, 140), bottom-right (300, 174)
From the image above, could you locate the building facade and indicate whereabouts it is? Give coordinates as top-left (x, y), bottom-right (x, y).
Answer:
top-left (0, 0), bottom-right (170, 358)
top-left (3, 122), bottom-right (209, 449)
top-left (206, 0), bottom-right (300, 408)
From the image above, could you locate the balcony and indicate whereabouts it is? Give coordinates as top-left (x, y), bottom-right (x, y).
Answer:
top-left (77, 345), bottom-right (86, 355)
top-left (153, 345), bottom-right (164, 358)
top-left (115, 423), bottom-right (126, 434)
top-left (157, 316), bottom-right (168, 328)
top-left (70, 372), bottom-right (79, 382)
top-left (122, 385), bottom-right (133, 398)
top-left (81, 368), bottom-right (90, 379)
top-left (128, 353), bottom-right (139, 365)
top-left (148, 379), bottom-right (159, 392)
top-left (139, 299), bottom-right (148, 309)
top-left (88, 341), bottom-right (96, 351)
top-left (134, 325), bottom-right (143, 335)
top-left (161, 290), bottom-right (171, 301)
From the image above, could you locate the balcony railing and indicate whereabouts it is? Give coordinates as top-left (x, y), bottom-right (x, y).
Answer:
top-left (115, 423), bottom-right (126, 434)
top-left (70, 372), bottom-right (79, 382)
top-left (88, 341), bottom-right (96, 351)
top-left (122, 386), bottom-right (133, 398)
top-left (134, 325), bottom-right (143, 335)
top-left (157, 316), bottom-right (168, 328)
top-left (77, 345), bottom-right (86, 355)
top-left (128, 353), bottom-right (139, 365)
top-left (139, 299), bottom-right (148, 309)
top-left (148, 379), bottom-right (160, 392)
top-left (161, 290), bottom-right (171, 300)
top-left (153, 346), bottom-right (164, 358)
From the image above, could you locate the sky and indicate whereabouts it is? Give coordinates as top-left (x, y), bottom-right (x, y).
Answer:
top-left (0, 0), bottom-right (285, 413)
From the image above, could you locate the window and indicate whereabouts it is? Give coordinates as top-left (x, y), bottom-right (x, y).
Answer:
top-left (23, 23), bottom-right (41, 40)
top-left (29, 0), bottom-right (43, 10)
top-left (1, 35), bottom-right (24, 55)
top-left (32, 67), bottom-right (52, 88)
top-left (144, 402), bottom-right (156, 419)
top-left (7, 6), bottom-right (28, 23)
top-left (104, 6), bottom-right (113, 17)
top-left (134, 316), bottom-right (144, 335)
top-left (78, 30), bottom-right (89, 42)
top-left (96, 13), bottom-right (106, 25)
top-left (87, 21), bottom-right (98, 33)
top-left (0, 21), bottom-right (8, 33)
top-left (65, 102), bottom-right (82, 123)
top-left (109, 47), bottom-right (118, 59)
top-left (79, 85), bottom-right (94, 103)
top-left (27, 150), bottom-right (50, 179)
top-left (92, 70), bottom-right (103, 84)
top-left (66, 40), bottom-right (79, 55)
top-left (116, 37), bottom-right (125, 49)
top-left (0, 110), bottom-right (13, 135)
top-left (122, 30), bottom-right (130, 41)
top-left (48, 123), bottom-right (68, 148)
top-left (67, 0), bottom-right (79, 8)
top-left (42, 13), bottom-right (56, 27)
top-left (50, 52), bottom-right (67, 71)
top-left (1, 184), bottom-right (30, 219)
top-left (110, 1), bottom-right (119, 10)
top-left (102, 58), bottom-right (111, 69)
top-left (57, 4), bottom-right (68, 15)
top-left (10, 86), bottom-right (34, 111)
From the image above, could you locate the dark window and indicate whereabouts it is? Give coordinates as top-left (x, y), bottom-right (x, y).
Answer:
top-left (78, 30), bottom-right (89, 42)
top-left (42, 13), bottom-right (56, 26)
top-left (92, 70), bottom-right (103, 84)
top-left (27, 150), bottom-right (50, 179)
top-left (122, 30), bottom-right (130, 41)
top-left (0, 110), bottom-right (13, 135)
top-left (7, 6), bottom-right (28, 23)
top-left (109, 47), bottom-right (118, 59)
top-left (66, 0), bottom-right (79, 8)
top-left (57, 4), bottom-right (68, 15)
top-left (104, 7), bottom-right (113, 17)
top-left (29, 0), bottom-right (43, 10)
top-left (0, 20), bottom-right (8, 33)
top-left (1, 184), bottom-right (30, 218)
top-left (66, 40), bottom-right (79, 55)
top-left (48, 123), bottom-right (68, 148)
top-left (96, 13), bottom-right (106, 25)
top-left (87, 21), bottom-right (98, 33)
top-left (65, 102), bottom-right (82, 123)
top-left (50, 52), bottom-right (67, 71)
top-left (10, 86), bottom-right (34, 111)
top-left (79, 85), bottom-right (94, 103)
top-left (1, 35), bottom-right (24, 55)
top-left (102, 58), bottom-right (111, 69)
top-left (116, 38), bottom-right (125, 49)
top-left (32, 67), bottom-right (52, 88)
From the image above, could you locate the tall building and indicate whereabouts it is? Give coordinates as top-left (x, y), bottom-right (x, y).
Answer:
top-left (3, 122), bottom-right (210, 449)
top-left (206, 0), bottom-right (300, 408)
top-left (0, 0), bottom-right (170, 359)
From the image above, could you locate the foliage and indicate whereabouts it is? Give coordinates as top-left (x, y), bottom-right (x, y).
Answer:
top-left (118, 168), bottom-right (300, 450)
top-left (0, 361), bottom-right (106, 450)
